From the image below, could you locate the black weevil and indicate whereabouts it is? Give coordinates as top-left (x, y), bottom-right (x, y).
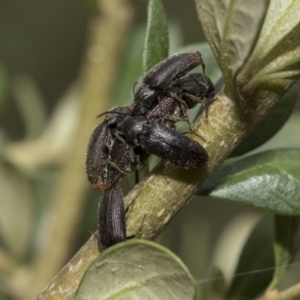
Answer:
top-left (98, 184), bottom-right (126, 249)
top-left (85, 106), bottom-right (146, 191)
top-left (86, 105), bottom-right (208, 250)
top-left (120, 116), bottom-right (208, 170)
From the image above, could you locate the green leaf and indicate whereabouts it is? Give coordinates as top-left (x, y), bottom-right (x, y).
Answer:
top-left (75, 239), bottom-right (196, 300)
top-left (112, 25), bottom-right (145, 106)
top-left (227, 215), bottom-right (274, 300)
top-left (195, 0), bottom-right (269, 99)
top-left (199, 149), bottom-right (300, 215)
top-left (267, 215), bottom-right (300, 292)
top-left (241, 0), bottom-right (300, 92)
top-left (143, 0), bottom-right (169, 73)
top-left (230, 83), bottom-right (298, 157)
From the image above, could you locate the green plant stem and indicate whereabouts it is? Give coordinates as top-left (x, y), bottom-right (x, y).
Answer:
top-left (37, 75), bottom-right (294, 299)
top-left (24, 1), bottom-right (135, 299)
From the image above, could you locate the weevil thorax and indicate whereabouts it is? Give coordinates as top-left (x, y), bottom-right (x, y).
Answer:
top-left (133, 85), bottom-right (160, 115)
top-left (120, 117), bottom-right (148, 146)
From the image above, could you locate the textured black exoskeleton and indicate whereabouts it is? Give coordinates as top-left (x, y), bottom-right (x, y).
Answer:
top-left (120, 117), bottom-right (208, 169)
top-left (86, 102), bottom-right (208, 249)
top-left (85, 94), bottom-right (189, 191)
top-left (86, 52), bottom-right (215, 251)
top-left (143, 52), bottom-right (204, 87)
top-left (85, 106), bottom-right (146, 191)
top-left (85, 122), bottom-right (112, 190)
top-left (86, 52), bottom-right (214, 191)
top-left (86, 107), bottom-right (141, 250)
top-left (170, 73), bottom-right (215, 110)
top-left (98, 184), bottom-right (126, 250)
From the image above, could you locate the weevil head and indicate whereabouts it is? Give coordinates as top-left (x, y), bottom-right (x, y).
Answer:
top-left (202, 75), bottom-right (215, 100)
top-left (173, 73), bottom-right (215, 108)
top-left (103, 106), bottom-right (132, 127)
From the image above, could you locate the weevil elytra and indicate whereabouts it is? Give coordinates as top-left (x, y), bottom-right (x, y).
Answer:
top-left (120, 117), bottom-right (208, 170)
top-left (85, 106), bottom-right (146, 191)
top-left (143, 52), bottom-right (205, 87)
top-left (85, 122), bottom-right (112, 190)
top-left (98, 184), bottom-right (126, 250)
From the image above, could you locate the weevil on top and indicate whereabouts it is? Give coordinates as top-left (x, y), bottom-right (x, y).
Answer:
top-left (85, 51), bottom-right (215, 250)
top-left (132, 51), bottom-right (215, 117)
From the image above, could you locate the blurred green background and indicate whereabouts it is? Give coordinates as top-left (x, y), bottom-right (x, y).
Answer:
top-left (0, 1), bottom-right (299, 299)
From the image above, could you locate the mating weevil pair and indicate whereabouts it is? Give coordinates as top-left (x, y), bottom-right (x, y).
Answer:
top-left (132, 52), bottom-right (214, 118)
top-left (85, 51), bottom-right (215, 250)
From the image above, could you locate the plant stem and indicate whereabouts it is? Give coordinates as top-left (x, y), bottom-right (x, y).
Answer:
top-left (36, 5), bottom-right (297, 297)
top-left (37, 78), bottom-right (293, 299)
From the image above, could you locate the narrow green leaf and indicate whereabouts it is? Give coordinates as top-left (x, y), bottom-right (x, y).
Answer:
top-left (227, 215), bottom-right (274, 300)
top-left (75, 239), bottom-right (196, 300)
top-left (112, 26), bottom-right (145, 106)
top-left (143, 0), bottom-right (169, 73)
top-left (195, 0), bottom-right (269, 99)
top-left (267, 215), bottom-right (300, 292)
top-left (199, 149), bottom-right (300, 215)
top-left (230, 83), bottom-right (298, 157)
top-left (241, 0), bottom-right (300, 92)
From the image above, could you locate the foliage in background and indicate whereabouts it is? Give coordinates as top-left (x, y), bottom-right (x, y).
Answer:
top-left (75, 0), bottom-right (300, 299)
top-left (0, 0), bottom-right (300, 299)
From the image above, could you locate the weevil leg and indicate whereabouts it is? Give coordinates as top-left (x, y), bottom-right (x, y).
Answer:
top-left (189, 73), bottom-right (208, 88)
top-left (184, 130), bottom-right (207, 143)
top-left (189, 93), bottom-right (217, 118)
top-left (107, 160), bottom-right (130, 176)
top-left (184, 92), bottom-right (211, 118)
top-left (167, 93), bottom-right (207, 141)
top-left (112, 130), bottom-right (128, 144)
top-left (167, 92), bottom-right (190, 124)
top-left (196, 51), bottom-right (206, 74)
